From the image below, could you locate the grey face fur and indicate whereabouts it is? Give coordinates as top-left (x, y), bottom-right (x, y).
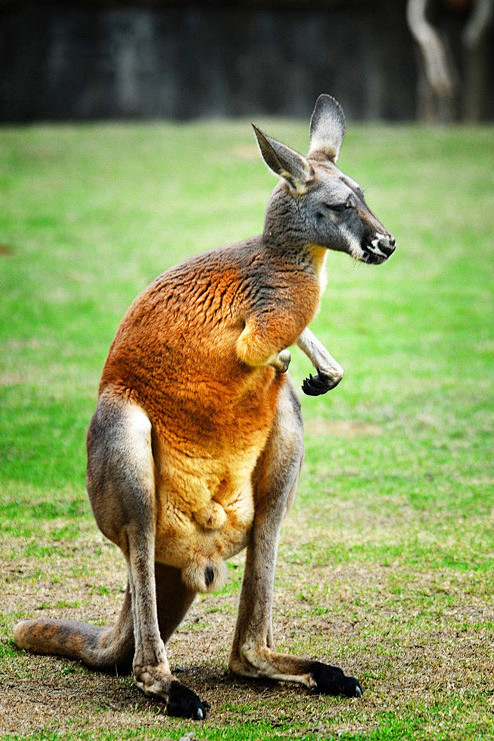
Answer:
top-left (254, 94), bottom-right (396, 265)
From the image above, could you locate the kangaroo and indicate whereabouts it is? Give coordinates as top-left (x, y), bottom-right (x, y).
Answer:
top-left (14, 95), bottom-right (396, 720)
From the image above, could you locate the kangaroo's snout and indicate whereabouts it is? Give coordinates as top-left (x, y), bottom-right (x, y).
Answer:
top-left (377, 233), bottom-right (396, 256)
top-left (361, 231), bottom-right (396, 264)
top-left (373, 232), bottom-right (396, 257)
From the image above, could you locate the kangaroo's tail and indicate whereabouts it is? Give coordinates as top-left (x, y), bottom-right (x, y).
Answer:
top-left (14, 585), bottom-right (134, 671)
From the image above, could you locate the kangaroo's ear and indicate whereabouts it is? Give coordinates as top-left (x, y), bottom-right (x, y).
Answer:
top-left (252, 124), bottom-right (313, 194)
top-left (308, 94), bottom-right (346, 163)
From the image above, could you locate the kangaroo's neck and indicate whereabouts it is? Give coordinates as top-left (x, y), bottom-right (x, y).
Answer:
top-left (260, 229), bottom-right (328, 295)
top-left (261, 183), bottom-right (329, 295)
top-left (306, 243), bottom-right (329, 294)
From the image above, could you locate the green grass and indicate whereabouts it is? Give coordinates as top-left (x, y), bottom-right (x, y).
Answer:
top-left (0, 120), bottom-right (493, 740)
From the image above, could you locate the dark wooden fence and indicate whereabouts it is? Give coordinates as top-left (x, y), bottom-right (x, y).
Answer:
top-left (0, 1), bottom-right (492, 122)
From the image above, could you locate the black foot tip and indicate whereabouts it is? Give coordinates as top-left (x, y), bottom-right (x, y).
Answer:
top-left (168, 680), bottom-right (210, 720)
top-left (310, 661), bottom-right (362, 698)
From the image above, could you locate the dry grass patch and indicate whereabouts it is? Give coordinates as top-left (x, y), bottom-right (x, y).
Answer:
top-left (2, 518), bottom-right (493, 739)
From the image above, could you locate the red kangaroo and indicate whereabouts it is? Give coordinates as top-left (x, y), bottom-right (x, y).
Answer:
top-left (15, 95), bottom-right (396, 719)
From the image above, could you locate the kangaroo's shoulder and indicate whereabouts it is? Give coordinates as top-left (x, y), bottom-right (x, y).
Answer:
top-left (103, 237), bottom-right (270, 362)
top-left (140, 236), bottom-right (264, 303)
top-left (120, 234), bottom-right (305, 328)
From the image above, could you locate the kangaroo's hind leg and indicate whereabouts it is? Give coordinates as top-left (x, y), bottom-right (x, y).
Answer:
top-left (86, 390), bottom-right (209, 719)
top-left (229, 378), bottom-right (362, 698)
top-left (15, 391), bottom-right (208, 718)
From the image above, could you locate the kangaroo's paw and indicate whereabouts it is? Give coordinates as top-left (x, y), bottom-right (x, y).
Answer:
top-left (302, 366), bottom-right (343, 396)
top-left (134, 664), bottom-right (210, 720)
top-left (308, 661), bottom-right (362, 697)
top-left (272, 349), bottom-right (291, 373)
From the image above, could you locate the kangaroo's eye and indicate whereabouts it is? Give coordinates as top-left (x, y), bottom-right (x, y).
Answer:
top-left (327, 197), bottom-right (354, 213)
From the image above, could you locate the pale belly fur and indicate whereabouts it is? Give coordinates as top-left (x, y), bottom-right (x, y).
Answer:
top-left (152, 437), bottom-right (260, 593)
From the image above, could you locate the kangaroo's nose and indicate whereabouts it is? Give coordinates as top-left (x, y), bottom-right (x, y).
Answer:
top-left (377, 234), bottom-right (396, 256)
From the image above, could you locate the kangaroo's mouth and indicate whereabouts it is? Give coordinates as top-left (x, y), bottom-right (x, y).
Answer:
top-left (360, 248), bottom-right (388, 265)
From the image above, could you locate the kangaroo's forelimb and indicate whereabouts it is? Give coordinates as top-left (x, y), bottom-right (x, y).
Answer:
top-left (297, 327), bottom-right (344, 396)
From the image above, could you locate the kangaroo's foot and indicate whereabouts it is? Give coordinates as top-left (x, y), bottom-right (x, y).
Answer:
top-left (134, 663), bottom-right (210, 719)
top-left (307, 660), bottom-right (362, 697)
top-left (230, 647), bottom-right (361, 698)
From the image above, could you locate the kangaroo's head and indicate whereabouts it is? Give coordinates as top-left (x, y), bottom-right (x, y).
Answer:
top-left (253, 94), bottom-right (396, 264)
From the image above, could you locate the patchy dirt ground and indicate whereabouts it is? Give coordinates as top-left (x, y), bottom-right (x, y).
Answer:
top-left (2, 512), bottom-right (494, 739)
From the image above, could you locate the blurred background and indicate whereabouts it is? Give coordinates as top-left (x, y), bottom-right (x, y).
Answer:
top-left (1, 0), bottom-right (493, 125)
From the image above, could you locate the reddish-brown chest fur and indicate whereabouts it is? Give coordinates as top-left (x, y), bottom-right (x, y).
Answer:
top-left (101, 237), bottom-right (322, 460)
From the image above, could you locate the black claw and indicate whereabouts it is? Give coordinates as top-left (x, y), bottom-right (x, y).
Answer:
top-left (167, 680), bottom-right (210, 720)
top-left (309, 661), bottom-right (362, 698)
top-left (302, 369), bottom-right (339, 396)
